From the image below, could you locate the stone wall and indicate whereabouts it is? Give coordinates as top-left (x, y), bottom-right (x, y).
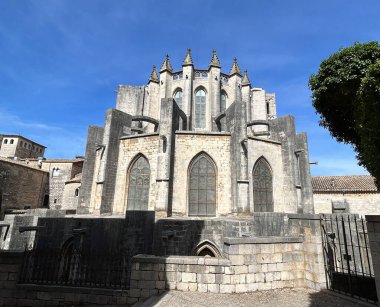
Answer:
top-left (0, 213), bottom-right (331, 305)
top-left (287, 214), bottom-right (325, 290)
top-left (0, 209), bottom-right (65, 251)
top-left (40, 162), bottom-right (73, 209)
top-left (129, 236), bottom-right (305, 302)
top-left (0, 158), bottom-right (49, 218)
top-left (61, 181), bottom-right (80, 211)
top-left (0, 251), bottom-right (132, 306)
top-left (315, 192), bottom-right (380, 217)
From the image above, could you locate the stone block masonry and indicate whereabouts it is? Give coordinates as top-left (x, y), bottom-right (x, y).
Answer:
top-left (129, 236), bottom-right (307, 302)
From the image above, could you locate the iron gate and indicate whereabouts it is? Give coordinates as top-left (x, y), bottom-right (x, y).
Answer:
top-left (320, 214), bottom-right (378, 303)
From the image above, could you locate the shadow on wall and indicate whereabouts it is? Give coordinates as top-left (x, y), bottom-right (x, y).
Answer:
top-left (153, 219), bottom-right (222, 257)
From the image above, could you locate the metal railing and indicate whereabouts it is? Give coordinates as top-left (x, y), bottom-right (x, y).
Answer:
top-left (19, 248), bottom-right (130, 289)
top-left (320, 214), bottom-right (377, 303)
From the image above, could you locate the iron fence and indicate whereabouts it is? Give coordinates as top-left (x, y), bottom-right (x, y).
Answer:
top-left (320, 214), bottom-right (377, 303)
top-left (19, 248), bottom-right (130, 289)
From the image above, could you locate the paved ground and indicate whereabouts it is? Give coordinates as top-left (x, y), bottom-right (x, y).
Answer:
top-left (135, 288), bottom-right (374, 307)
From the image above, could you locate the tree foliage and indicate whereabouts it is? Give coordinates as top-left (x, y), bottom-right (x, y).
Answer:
top-left (309, 42), bottom-right (380, 187)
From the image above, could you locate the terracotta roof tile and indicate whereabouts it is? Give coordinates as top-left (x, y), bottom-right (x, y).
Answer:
top-left (312, 175), bottom-right (378, 193)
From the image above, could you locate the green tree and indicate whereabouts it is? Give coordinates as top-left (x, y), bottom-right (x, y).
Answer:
top-left (356, 61), bottom-right (380, 187)
top-left (309, 42), bottom-right (380, 187)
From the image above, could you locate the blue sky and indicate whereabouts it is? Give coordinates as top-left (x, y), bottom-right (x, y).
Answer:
top-left (0, 0), bottom-right (379, 176)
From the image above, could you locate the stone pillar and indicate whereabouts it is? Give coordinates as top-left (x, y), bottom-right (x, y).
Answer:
top-left (97, 109), bottom-right (132, 214)
top-left (156, 98), bottom-right (179, 217)
top-left (269, 116), bottom-right (299, 213)
top-left (251, 88), bottom-right (269, 136)
top-left (209, 66), bottom-right (221, 131)
top-left (182, 65), bottom-right (193, 130)
top-left (226, 99), bottom-right (249, 214)
top-left (77, 126), bottom-right (104, 214)
top-left (295, 133), bottom-right (314, 214)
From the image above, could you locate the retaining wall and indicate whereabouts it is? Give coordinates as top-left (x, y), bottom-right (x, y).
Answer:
top-left (0, 251), bottom-right (132, 306)
top-left (130, 236), bottom-right (306, 302)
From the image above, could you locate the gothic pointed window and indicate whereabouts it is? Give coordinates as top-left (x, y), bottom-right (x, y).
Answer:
top-left (252, 158), bottom-right (273, 212)
top-left (189, 153), bottom-right (216, 217)
top-left (195, 89), bottom-right (206, 128)
top-left (174, 89), bottom-right (183, 109)
top-left (127, 155), bottom-right (150, 210)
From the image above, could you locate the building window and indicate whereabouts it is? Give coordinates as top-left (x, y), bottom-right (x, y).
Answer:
top-left (195, 89), bottom-right (206, 128)
top-left (188, 153), bottom-right (216, 217)
top-left (4, 139), bottom-right (8, 144)
top-left (24, 143), bottom-right (27, 148)
top-left (127, 155), bottom-right (150, 210)
top-left (74, 188), bottom-right (79, 197)
top-left (173, 89), bottom-right (183, 109)
top-left (20, 141), bottom-right (23, 147)
top-left (253, 157), bottom-right (273, 212)
top-left (10, 139), bottom-right (14, 144)
top-left (195, 71), bottom-right (208, 78)
top-left (52, 168), bottom-right (60, 177)
top-left (173, 73), bottom-right (183, 80)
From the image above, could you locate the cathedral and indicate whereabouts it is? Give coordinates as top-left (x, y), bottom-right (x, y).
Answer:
top-left (77, 49), bottom-right (314, 217)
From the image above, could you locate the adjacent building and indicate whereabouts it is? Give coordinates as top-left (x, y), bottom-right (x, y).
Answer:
top-left (0, 134), bottom-right (45, 159)
top-left (313, 175), bottom-right (380, 216)
top-left (0, 134), bottom-right (83, 217)
top-left (0, 157), bottom-right (49, 219)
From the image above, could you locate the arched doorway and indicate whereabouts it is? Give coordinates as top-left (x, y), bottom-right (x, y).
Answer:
top-left (127, 155), bottom-right (150, 210)
top-left (252, 157), bottom-right (273, 212)
top-left (188, 153), bottom-right (216, 217)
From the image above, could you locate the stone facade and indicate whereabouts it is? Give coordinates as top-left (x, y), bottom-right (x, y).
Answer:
top-left (26, 158), bottom-right (84, 210)
top-left (0, 135), bottom-right (45, 159)
top-left (79, 49), bottom-right (314, 217)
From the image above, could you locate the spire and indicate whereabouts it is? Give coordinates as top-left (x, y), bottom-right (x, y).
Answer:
top-left (182, 48), bottom-right (193, 66)
top-left (241, 69), bottom-right (251, 86)
top-left (148, 65), bottom-right (159, 83)
top-left (229, 57), bottom-right (242, 77)
top-left (160, 54), bottom-right (173, 73)
top-left (209, 49), bottom-right (221, 68)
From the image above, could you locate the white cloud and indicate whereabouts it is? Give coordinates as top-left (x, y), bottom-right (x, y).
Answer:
top-left (0, 111), bottom-right (61, 131)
